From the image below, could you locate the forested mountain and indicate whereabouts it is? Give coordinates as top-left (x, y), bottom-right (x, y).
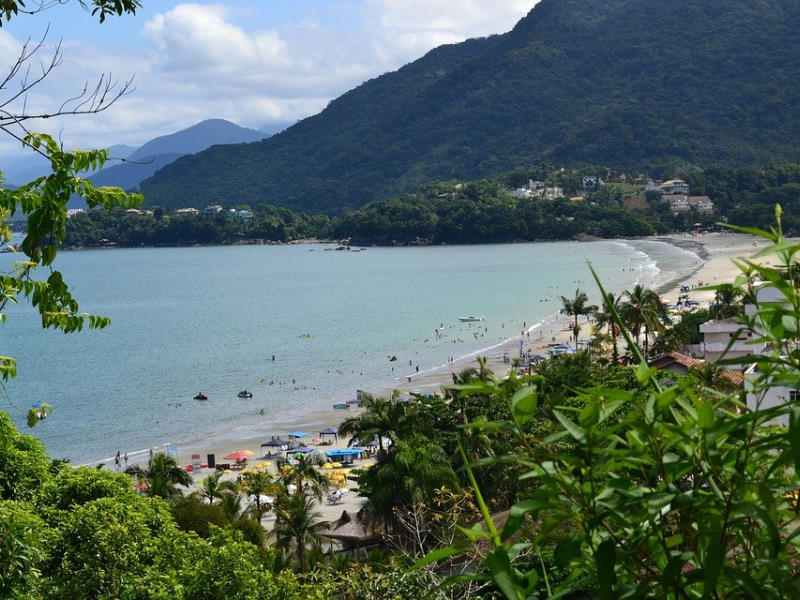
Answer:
top-left (140, 0), bottom-right (800, 213)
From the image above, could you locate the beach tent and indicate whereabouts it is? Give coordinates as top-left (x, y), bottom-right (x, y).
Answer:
top-left (325, 448), bottom-right (363, 464)
top-left (285, 445), bottom-right (315, 459)
top-left (319, 427), bottom-right (338, 441)
top-left (288, 431), bottom-right (309, 438)
top-left (261, 437), bottom-right (289, 448)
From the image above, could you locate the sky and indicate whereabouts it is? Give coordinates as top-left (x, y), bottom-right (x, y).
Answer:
top-left (0, 1), bottom-right (535, 157)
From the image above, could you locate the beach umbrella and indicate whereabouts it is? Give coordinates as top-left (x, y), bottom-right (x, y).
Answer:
top-left (288, 431), bottom-right (309, 438)
top-left (224, 450), bottom-right (253, 461)
top-left (321, 463), bottom-right (335, 469)
top-left (325, 448), bottom-right (362, 458)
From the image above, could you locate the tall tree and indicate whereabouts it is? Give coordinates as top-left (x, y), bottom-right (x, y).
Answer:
top-left (125, 453), bottom-right (191, 500)
top-left (560, 288), bottom-right (597, 345)
top-left (594, 291), bottom-right (623, 364)
top-left (272, 492), bottom-right (328, 570)
top-left (620, 284), bottom-right (670, 355)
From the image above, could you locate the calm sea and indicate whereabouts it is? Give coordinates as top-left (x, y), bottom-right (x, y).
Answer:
top-left (1, 240), bottom-right (701, 463)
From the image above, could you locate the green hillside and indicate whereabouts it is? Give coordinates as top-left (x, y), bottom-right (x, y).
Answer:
top-left (140, 0), bottom-right (800, 212)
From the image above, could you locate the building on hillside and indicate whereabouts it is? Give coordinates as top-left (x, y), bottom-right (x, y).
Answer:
top-left (688, 196), bottom-right (714, 213)
top-left (66, 209), bottom-right (85, 217)
top-left (648, 351), bottom-right (743, 386)
top-left (659, 179), bottom-right (690, 195)
top-left (743, 363), bottom-right (793, 426)
top-left (229, 209), bottom-right (253, 222)
top-left (662, 194), bottom-right (691, 213)
top-left (511, 187), bottom-right (533, 199)
top-left (699, 319), bottom-right (763, 365)
top-left (204, 205), bottom-right (223, 213)
top-left (542, 185), bottom-right (564, 200)
top-left (582, 175), bottom-right (604, 189)
top-left (175, 208), bottom-right (200, 215)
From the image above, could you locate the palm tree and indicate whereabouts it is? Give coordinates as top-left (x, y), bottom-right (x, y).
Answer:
top-left (560, 288), bottom-right (597, 345)
top-left (620, 284), bottom-right (670, 355)
top-left (239, 471), bottom-right (277, 519)
top-left (709, 283), bottom-right (744, 319)
top-left (126, 452), bottom-right (192, 500)
top-left (281, 459), bottom-right (329, 501)
top-left (272, 492), bottom-right (329, 570)
top-left (338, 391), bottom-right (410, 452)
top-left (594, 291), bottom-right (623, 364)
top-left (197, 470), bottom-right (237, 505)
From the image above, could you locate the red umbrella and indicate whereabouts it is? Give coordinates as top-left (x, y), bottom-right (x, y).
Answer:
top-left (224, 450), bottom-right (253, 461)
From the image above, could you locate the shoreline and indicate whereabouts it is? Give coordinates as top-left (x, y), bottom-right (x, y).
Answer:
top-left (107, 232), bottom-right (762, 472)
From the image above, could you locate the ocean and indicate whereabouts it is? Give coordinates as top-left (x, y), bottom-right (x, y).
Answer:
top-left (1, 239), bottom-right (702, 464)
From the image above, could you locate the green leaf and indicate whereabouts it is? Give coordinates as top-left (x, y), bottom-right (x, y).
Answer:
top-left (697, 401), bottom-right (715, 429)
top-left (486, 547), bottom-right (522, 600)
top-left (596, 539), bottom-right (616, 600)
top-left (412, 546), bottom-right (464, 569)
top-left (553, 410), bottom-right (586, 443)
top-left (511, 385), bottom-right (538, 425)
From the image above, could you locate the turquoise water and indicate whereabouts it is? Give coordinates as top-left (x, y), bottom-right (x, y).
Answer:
top-left (0, 240), bottom-right (701, 463)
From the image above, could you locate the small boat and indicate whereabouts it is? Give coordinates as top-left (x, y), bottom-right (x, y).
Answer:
top-left (237, 390), bottom-right (253, 398)
top-left (458, 316), bottom-right (485, 322)
top-left (193, 392), bottom-right (208, 401)
top-left (332, 403), bottom-right (350, 410)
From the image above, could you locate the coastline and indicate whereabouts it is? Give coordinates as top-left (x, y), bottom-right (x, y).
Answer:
top-left (161, 232), bottom-right (765, 470)
top-left (90, 231), bottom-right (767, 473)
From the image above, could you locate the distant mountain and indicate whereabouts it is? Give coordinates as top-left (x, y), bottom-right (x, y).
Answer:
top-left (140, 0), bottom-right (800, 213)
top-left (58, 120), bottom-right (269, 208)
top-left (2, 144), bottom-right (136, 186)
top-left (125, 119), bottom-right (266, 163)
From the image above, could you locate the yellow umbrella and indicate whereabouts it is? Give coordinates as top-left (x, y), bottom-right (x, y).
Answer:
top-left (330, 462), bottom-right (343, 468)
top-left (321, 463), bottom-right (335, 469)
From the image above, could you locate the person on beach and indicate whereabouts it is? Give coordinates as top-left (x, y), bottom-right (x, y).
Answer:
top-left (124, 452), bottom-right (128, 468)
top-left (115, 451), bottom-right (120, 471)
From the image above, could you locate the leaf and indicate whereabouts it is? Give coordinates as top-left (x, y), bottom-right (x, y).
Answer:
top-left (697, 401), bottom-right (715, 429)
top-left (553, 410), bottom-right (586, 443)
top-left (502, 498), bottom-right (553, 541)
top-left (702, 537), bottom-right (724, 599)
top-left (789, 407), bottom-right (800, 475)
top-left (596, 539), bottom-right (616, 600)
top-left (511, 386), bottom-right (538, 425)
top-left (412, 546), bottom-right (464, 569)
top-left (486, 547), bottom-right (522, 600)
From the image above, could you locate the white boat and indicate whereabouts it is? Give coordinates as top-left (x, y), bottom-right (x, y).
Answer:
top-left (458, 316), bottom-right (484, 322)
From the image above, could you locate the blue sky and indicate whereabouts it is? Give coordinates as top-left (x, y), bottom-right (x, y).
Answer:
top-left (0, 1), bottom-right (534, 156)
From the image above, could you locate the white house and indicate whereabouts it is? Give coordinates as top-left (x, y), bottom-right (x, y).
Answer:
top-left (699, 319), bottom-right (764, 365)
top-left (659, 179), bottom-right (690, 195)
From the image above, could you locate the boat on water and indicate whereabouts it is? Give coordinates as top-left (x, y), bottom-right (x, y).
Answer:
top-left (332, 403), bottom-right (350, 410)
top-left (193, 392), bottom-right (208, 401)
top-left (237, 390), bottom-right (253, 398)
top-left (458, 316), bottom-right (485, 322)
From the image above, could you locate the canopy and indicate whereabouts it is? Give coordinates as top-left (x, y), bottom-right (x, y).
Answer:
top-left (261, 437), bottom-right (288, 447)
top-left (288, 431), bottom-right (309, 438)
top-left (224, 450), bottom-right (253, 461)
top-left (286, 445), bottom-right (314, 454)
top-left (319, 427), bottom-right (338, 435)
top-left (325, 448), bottom-right (363, 457)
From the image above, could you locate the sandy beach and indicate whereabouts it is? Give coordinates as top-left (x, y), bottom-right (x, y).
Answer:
top-left (121, 231), bottom-right (768, 525)
top-left (140, 231), bottom-right (768, 469)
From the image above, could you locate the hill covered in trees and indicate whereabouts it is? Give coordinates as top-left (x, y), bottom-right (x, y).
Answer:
top-left (140, 0), bottom-right (800, 213)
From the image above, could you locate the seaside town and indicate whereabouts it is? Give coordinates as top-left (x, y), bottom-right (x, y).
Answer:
top-left (5, 1), bottom-right (800, 599)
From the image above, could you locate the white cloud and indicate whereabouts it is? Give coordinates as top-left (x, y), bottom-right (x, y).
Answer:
top-left (0, 0), bottom-right (536, 154)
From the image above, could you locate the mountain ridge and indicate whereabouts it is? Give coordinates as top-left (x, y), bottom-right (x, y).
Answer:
top-left (140, 0), bottom-right (800, 212)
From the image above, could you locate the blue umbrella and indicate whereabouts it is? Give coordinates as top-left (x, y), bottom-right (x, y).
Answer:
top-left (325, 448), bottom-right (363, 457)
top-left (288, 431), bottom-right (309, 438)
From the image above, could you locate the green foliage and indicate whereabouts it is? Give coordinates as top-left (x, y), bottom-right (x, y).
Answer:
top-left (42, 465), bottom-right (135, 510)
top-left (0, 412), bottom-right (51, 501)
top-left (0, 1), bottom-right (141, 26)
top-left (0, 500), bottom-right (48, 599)
top-left (437, 209), bottom-right (800, 599)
